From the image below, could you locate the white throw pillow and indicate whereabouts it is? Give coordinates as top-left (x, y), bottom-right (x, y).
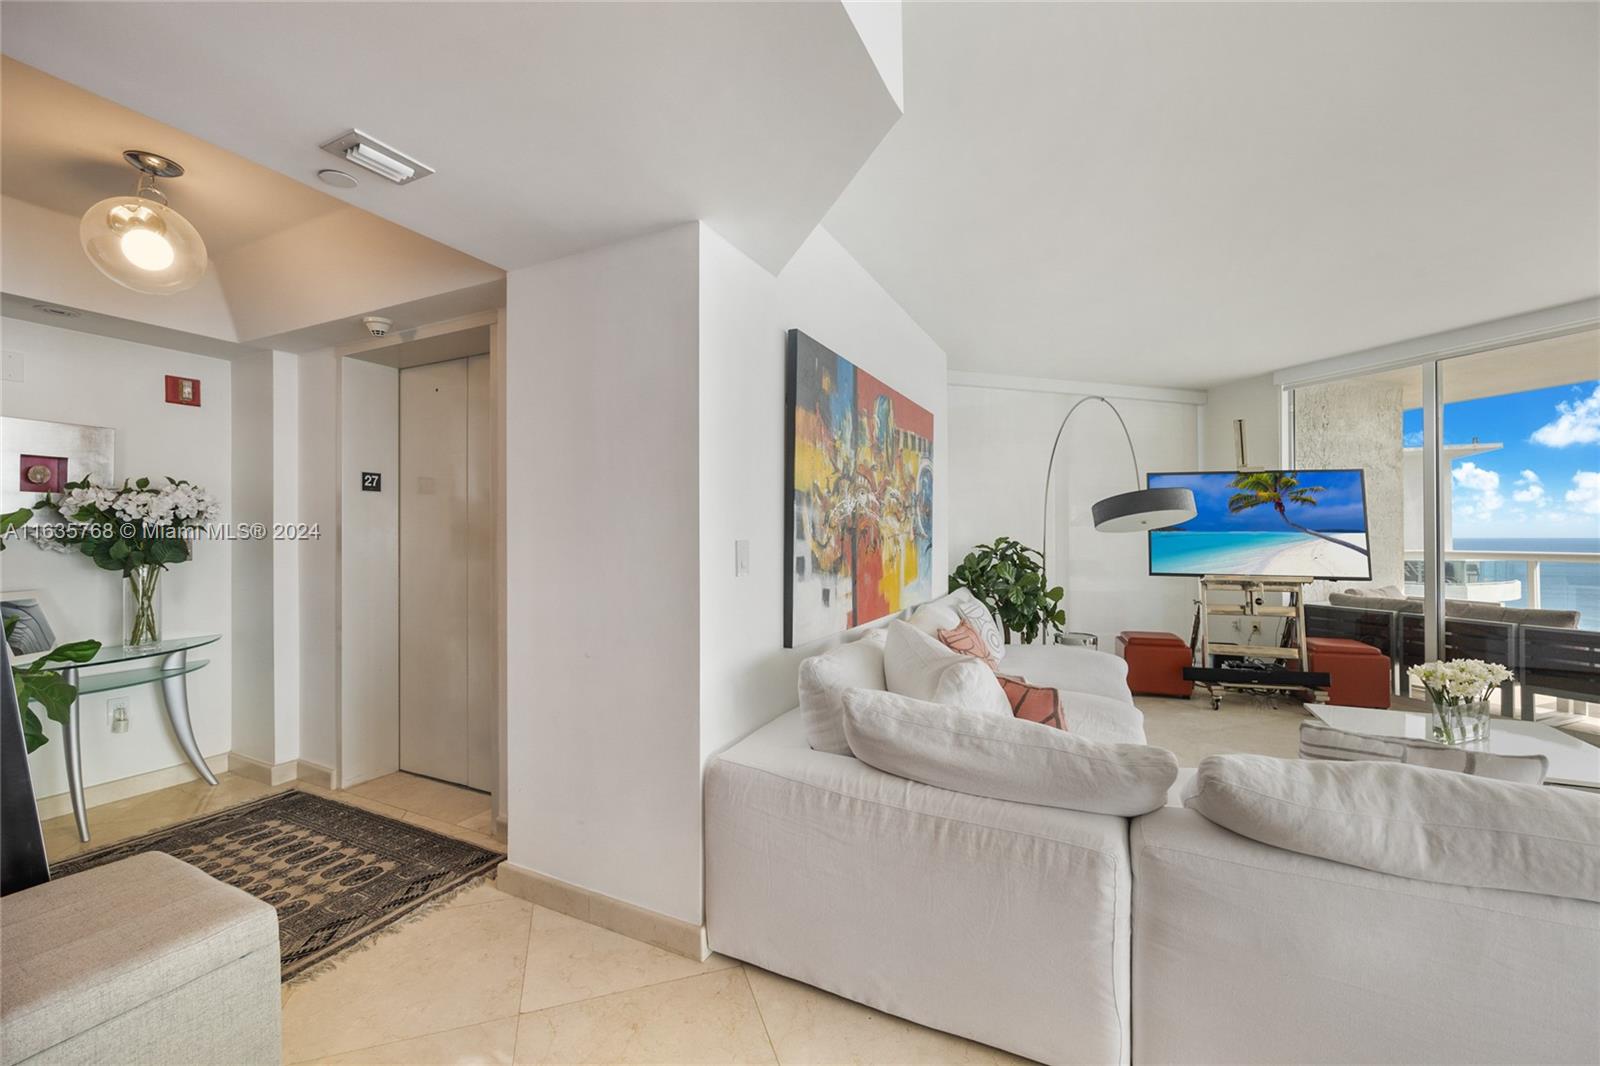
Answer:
top-left (1185, 754), bottom-right (1600, 902)
top-left (950, 591), bottom-right (1006, 663)
top-left (931, 657), bottom-right (1012, 718)
top-left (906, 598), bottom-right (961, 639)
top-left (799, 634), bottom-right (887, 756)
top-left (843, 689), bottom-right (1179, 816)
top-left (883, 620), bottom-right (966, 702)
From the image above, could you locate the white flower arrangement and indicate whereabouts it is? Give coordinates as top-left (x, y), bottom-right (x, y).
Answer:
top-left (1407, 658), bottom-right (1514, 706)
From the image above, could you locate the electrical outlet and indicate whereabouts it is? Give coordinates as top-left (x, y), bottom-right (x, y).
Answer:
top-left (107, 697), bottom-right (130, 734)
top-left (734, 539), bottom-right (750, 577)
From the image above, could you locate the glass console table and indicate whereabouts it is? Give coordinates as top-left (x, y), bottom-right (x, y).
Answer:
top-left (48, 634), bottom-right (220, 843)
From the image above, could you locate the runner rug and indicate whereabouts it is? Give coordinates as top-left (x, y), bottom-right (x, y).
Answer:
top-left (50, 789), bottom-right (503, 980)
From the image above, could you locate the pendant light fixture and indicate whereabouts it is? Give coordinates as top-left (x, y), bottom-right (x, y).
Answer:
top-left (79, 151), bottom-right (208, 295)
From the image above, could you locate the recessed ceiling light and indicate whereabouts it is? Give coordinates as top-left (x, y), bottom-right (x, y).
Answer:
top-left (78, 150), bottom-right (208, 295)
top-left (317, 168), bottom-right (359, 189)
top-left (318, 130), bottom-right (433, 186)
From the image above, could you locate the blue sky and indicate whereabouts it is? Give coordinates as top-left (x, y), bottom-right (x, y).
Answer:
top-left (1149, 470), bottom-right (1368, 533)
top-left (1402, 379), bottom-right (1600, 539)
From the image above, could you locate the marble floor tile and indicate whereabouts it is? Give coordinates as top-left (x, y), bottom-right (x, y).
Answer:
top-left (445, 880), bottom-right (515, 910)
top-left (293, 783), bottom-right (410, 822)
top-left (513, 968), bottom-right (775, 1065)
top-left (742, 967), bottom-right (1033, 1065)
top-left (457, 809), bottom-right (496, 833)
top-left (401, 810), bottom-right (504, 852)
top-left (347, 772), bottom-right (492, 825)
top-left (520, 904), bottom-right (737, 1013)
top-left (293, 1016), bottom-right (519, 1065)
top-left (40, 779), bottom-right (210, 861)
top-left (281, 896), bottom-right (533, 1062)
top-left (192, 772), bottom-right (282, 814)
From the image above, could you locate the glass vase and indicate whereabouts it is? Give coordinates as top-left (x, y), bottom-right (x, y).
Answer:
top-left (123, 564), bottom-right (163, 647)
top-left (1427, 697), bottom-right (1490, 746)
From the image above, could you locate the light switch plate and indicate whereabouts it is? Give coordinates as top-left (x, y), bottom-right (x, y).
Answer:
top-left (2, 350), bottom-right (22, 383)
top-left (734, 539), bottom-right (750, 577)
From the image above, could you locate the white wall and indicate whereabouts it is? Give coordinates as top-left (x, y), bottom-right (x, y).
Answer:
top-left (296, 349), bottom-right (339, 775)
top-left (1202, 372), bottom-right (1284, 470)
top-left (270, 351), bottom-right (302, 760)
top-left (230, 352), bottom-right (276, 764)
top-left (504, 222), bottom-right (950, 927)
top-left (338, 357), bottom-right (400, 787)
top-left (698, 225), bottom-right (949, 762)
top-left (506, 223), bottom-right (703, 922)
top-left (948, 386), bottom-right (1200, 645)
top-left (1, 317), bottom-right (233, 798)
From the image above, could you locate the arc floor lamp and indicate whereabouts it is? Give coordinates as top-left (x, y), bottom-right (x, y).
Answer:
top-left (1041, 397), bottom-right (1197, 631)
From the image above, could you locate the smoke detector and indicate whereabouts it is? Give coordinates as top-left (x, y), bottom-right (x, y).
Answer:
top-left (362, 316), bottom-right (393, 338)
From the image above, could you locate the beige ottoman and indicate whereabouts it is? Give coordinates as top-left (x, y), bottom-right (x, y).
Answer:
top-left (1, 851), bottom-right (280, 1066)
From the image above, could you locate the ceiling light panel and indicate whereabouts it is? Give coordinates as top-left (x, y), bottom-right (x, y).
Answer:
top-left (319, 129), bottom-right (434, 185)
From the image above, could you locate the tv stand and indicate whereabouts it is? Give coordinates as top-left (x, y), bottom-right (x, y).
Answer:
top-left (1186, 575), bottom-right (1324, 710)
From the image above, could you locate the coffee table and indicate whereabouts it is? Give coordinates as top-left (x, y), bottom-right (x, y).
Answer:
top-left (1309, 704), bottom-right (1600, 788)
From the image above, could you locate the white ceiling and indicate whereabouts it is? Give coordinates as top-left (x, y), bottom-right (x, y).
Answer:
top-left (1, 1), bottom-right (901, 274)
top-left (824, 2), bottom-right (1600, 389)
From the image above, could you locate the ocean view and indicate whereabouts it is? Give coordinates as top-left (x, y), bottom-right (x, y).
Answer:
top-left (1149, 530), bottom-right (1371, 579)
top-left (1454, 537), bottom-right (1600, 628)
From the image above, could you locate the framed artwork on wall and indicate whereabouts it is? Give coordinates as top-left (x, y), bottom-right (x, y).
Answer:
top-left (785, 329), bottom-right (934, 648)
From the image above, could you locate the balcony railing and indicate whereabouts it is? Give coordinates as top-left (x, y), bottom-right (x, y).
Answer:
top-left (1402, 549), bottom-right (1598, 615)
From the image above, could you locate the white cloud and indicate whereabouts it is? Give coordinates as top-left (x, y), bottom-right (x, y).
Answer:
top-left (1451, 461), bottom-right (1504, 521)
top-left (1565, 470), bottom-right (1600, 516)
top-left (1531, 384), bottom-right (1600, 447)
top-left (1512, 469), bottom-right (1546, 506)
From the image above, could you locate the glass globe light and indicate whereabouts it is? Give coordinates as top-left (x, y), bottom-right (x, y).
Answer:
top-left (79, 152), bottom-right (208, 295)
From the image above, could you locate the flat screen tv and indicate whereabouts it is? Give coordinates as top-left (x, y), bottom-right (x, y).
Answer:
top-left (1147, 469), bottom-right (1372, 580)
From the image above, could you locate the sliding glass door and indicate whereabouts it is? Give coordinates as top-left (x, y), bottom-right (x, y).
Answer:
top-left (1291, 327), bottom-right (1599, 717)
top-left (1438, 333), bottom-right (1599, 718)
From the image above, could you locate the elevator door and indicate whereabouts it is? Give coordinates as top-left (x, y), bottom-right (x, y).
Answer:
top-left (399, 355), bottom-right (495, 789)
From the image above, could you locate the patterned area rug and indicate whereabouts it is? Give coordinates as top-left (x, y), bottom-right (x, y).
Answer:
top-left (50, 789), bottom-right (503, 980)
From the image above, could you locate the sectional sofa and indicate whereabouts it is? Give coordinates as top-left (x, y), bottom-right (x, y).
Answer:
top-left (704, 590), bottom-right (1600, 1066)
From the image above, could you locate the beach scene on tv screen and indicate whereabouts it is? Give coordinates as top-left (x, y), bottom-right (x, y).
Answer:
top-left (1148, 470), bottom-right (1371, 579)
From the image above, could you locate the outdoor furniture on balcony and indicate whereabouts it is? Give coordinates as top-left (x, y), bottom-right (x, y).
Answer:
top-left (1305, 597), bottom-right (1593, 721)
top-left (1519, 624), bottom-right (1600, 718)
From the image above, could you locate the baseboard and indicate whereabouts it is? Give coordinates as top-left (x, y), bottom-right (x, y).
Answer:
top-left (228, 753), bottom-right (300, 786)
top-left (293, 759), bottom-right (337, 789)
top-left (495, 860), bottom-right (708, 961)
top-left (33, 753), bottom-right (232, 820)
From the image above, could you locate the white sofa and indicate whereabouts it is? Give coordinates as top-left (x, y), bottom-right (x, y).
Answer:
top-left (1131, 805), bottom-right (1599, 1065)
top-left (705, 619), bottom-right (1144, 1065)
top-left (705, 597), bottom-right (1600, 1066)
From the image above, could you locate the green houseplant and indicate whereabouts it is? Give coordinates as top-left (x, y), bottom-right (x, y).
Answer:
top-left (2, 506), bottom-right (102, 752)
top-left (950, 536), bottom-right (1065, 644)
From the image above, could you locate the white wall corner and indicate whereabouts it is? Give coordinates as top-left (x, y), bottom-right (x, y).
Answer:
top-left (841, 1), bottom-right (905, 113)
top-left (270, 350), bottom-right (302, 762)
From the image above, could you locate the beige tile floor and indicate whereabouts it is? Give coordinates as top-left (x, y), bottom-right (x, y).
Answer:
top-left (39, 771), bottom-right (1038, 1065)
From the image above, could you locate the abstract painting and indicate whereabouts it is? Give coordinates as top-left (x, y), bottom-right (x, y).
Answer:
top-left (786, 329), bottom-right (934, 647)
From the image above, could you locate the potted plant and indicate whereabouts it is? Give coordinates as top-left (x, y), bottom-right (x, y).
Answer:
top-left (1407, 659), bottom-right (1513, 745)
top-left (50, 476), bottom-right (220, 646)
top-left (950, 537), bottom-right (1065, 644)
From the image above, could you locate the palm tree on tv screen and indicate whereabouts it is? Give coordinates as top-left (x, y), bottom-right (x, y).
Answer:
top-left (1226, 471), bottom-right (1369, 557)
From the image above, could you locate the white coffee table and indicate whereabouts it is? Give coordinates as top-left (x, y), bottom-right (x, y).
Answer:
top-left (1309, 704), bottom-right (1600, 789)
